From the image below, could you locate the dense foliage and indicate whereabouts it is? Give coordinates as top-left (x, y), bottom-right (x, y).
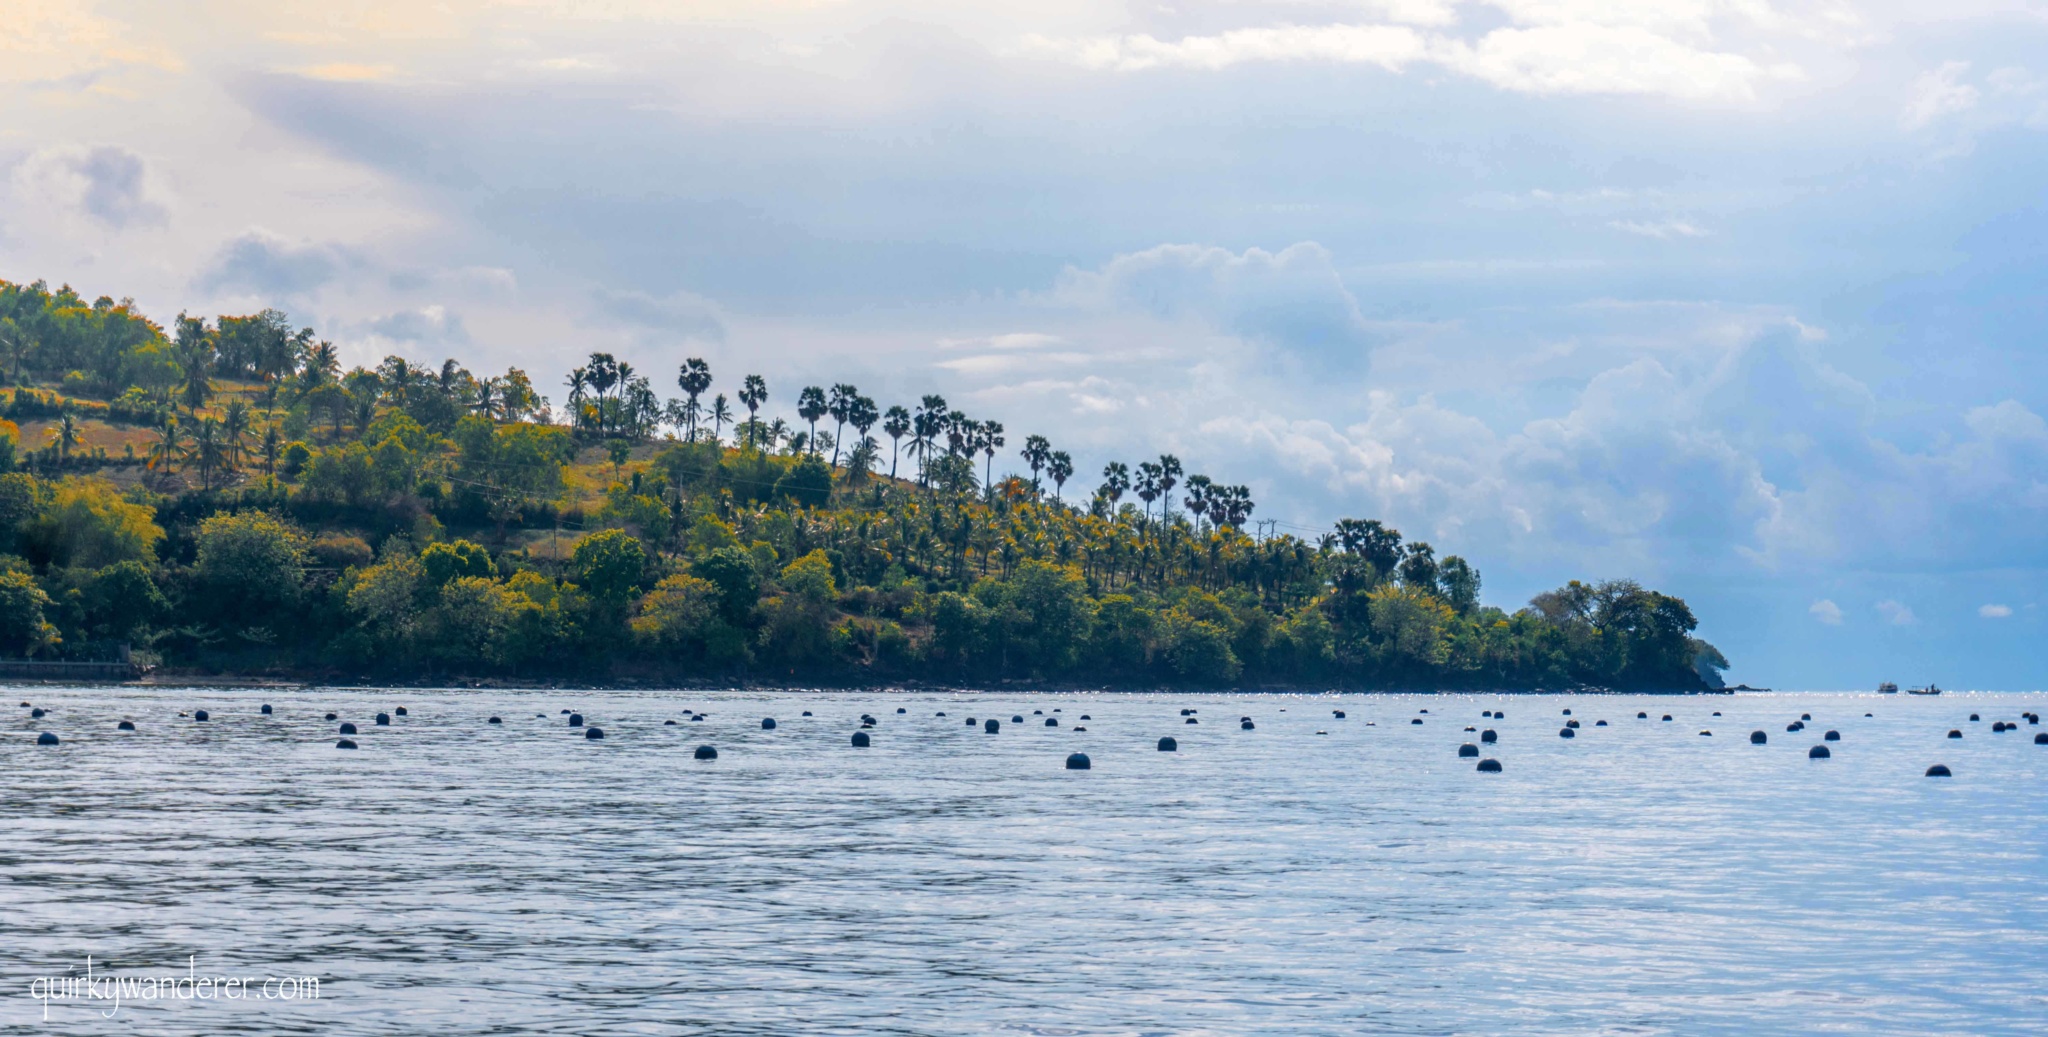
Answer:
top-left (0, 277), bottom-right (1727, 688)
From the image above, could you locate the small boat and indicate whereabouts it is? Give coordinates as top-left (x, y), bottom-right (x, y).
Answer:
top-left (1906, 684), bottom-right (1942, 696)
top-left (1878, 682), bottom-right (1898, 694)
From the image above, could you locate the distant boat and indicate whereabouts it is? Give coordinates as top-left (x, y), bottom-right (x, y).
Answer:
top-left (1906, 684), bottom-right (1942, 696)
top-left (1878, 682), bottom-right (1899, 694)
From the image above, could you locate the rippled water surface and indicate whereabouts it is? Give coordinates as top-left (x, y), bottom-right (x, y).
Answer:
top-left (4, 688), bottom-right (2046, 1035)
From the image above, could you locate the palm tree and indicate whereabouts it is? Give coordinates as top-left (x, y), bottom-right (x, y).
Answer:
top-left (49, 411), bottom-right (80, 464)
top-left (912, 395), bottom-right (947, 484)
top-left (797, 385), bottom-right (827, 455)
top-left (709, 394), bottom-right (732, 446)
top-left (0, 317), bottom-right (28, 385)
top-left (847, 395), bottom-right (878, 470)
top-left (1157, 454), bottom-right (1183, 520)
top-left (677, 357), bottom-right (712, 441)
top-left (261, 421), bottom-right (282, 474)
top-left (1099, 461), bottom-right (1129, 510)
top-left (1048, 450), bottom-right (1073, 502)
top-left (1021, 435), bottom-right (1051, 490)
top-left (222, 399), bottom-right (251, 470)
top-left (739, 375), bottom-right (768, 450)
top-left (188, 417), bottom-right (228, 490)
top-left (882, 405), bottom-right (911, 480)
top-left (978, 419), bottom-right (1004, 491)
top-left (1135, 461), bottom-right (1162, 524)
top-left (827, 383), bottom-right (859, 466)
top-left (147, 417), bottom-right (182, 475)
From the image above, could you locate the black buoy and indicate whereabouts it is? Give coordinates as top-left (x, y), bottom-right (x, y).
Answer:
top-left (1034, 710), bottom-right (1043, 715)
top-left (1562, 708), bottom-right (1572, 716)
top-left (1420, 708), bottom-right (1430, 714)
top-left (325, 712), bottom-right (338, 720)
top-left (696, 744), bottom-right (718, 759)
top-left (1713, 711), bottom-right (1722, 716)
top-left (261, 704), bottom-right (273, 715)
top-left (1559, 727), bottom-right (1575, 739)
top-left (568, 714), bottom-right (583, 727)
top-left (1080, 714), bottom-right (1091, 720)
top-left (802, 711), bottom-right (813, 717)
top-left (762, 718), bottom-right (777, 730)
top-left (1046, 717), bottom-right (1059, 727)
top-left (664, 719), bottom-right (677, 726)
top-left (489, 716), bottom-right (503, 724)
top-left (1948, 729), bottom-right (1962, 739)
top-left (1595, 720), bottom-right (1607, 726)
top-left (336, 738), bottom-right (357, 749)
top-left (1661, 715), bottom-right (1672, 722)
top-left (561, 709), bottom-right (571, 714)
top-left (1411, 718), bottom-right (1423, 725)
top-left (340, 722), bottom-right (358, 735)
top-left (1800, 713), bottom-right (1811, 721)
top-left (1566, 719), bottom-right (1580, 728)
top-left (395, 706), bottom-right (409, 716)
top-left (1180, 708), bottom-right (1192, 716)
top-left (1969, 713), bottom-right (1980, 722)
top-left (1458, 743), bottom-right (1479, 757)
top-left (1465, 726), bottom-right (1476, 731)
top-left (1186, 717), bottom-right (1198, 724)
top-left (585, 727), bottom-right (605, 740)
top-left (691, 715), bottom-right (705, 722)
top-left (1476, 758), bottom-right (1502, 772)
top-left (1012, 715), bottom-right (1024, 723)
top-left (30, 707), bottom-right (45, 718)
top-left (1786, 722), bottom-right (1803, 732)
top-left (1638, 712), bottom-right (1648, 718)
top-left (1065, 752), bottom-right (1090, 770)
top-left (985, 719), bottom-right (1000, 733)
top-left (965, 718), bottom-right (976, 726)
top-left (1480, 729), bottom-right (1497, 743)
top-left (851, 731), bottom-right (871, 747)
top-left (2034, 732), bottom-right (2047, 744)
top-left (1925, 764), bottom-right (1952, 777)
top-left (898, 708), bottom-right (907, 714)
top-left (1241, 720), bottom-right (1254, 730)
top-left (1700, 730), bottom-right (1712, 736)
top-left (937, 712), bottom-right (947, 717)
top-left (194, 710), bottom-right (210, 722)
top-left (117, 720), bottom-right (135, 731)
top-left (37, 732), bottom-right (58, 745)
top-left (1824, 730), bottom-right (1839, 741)
top-left (1495, 711), bottom-right (1506, 720)
top-left (1808, 744), bottom-right (1830, 759)
top-left (1750, 730), bottom-right (1767, 744)
top-left (1483, 710), bottom-right (1493, 718)
top-left (1334, 710), bottom-right (1346, 718)
top-left (376, 713), bottom-right (391, 726)
top-left (1158, 737), bottom-right (1178, 751)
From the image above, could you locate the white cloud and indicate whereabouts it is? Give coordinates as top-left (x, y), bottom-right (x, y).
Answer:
top-left (198, 230), bottom-right (355, 297)
top-left (1810, 598), bottom-right (1843, 625)
top-left (1979, 603), bottom-right (2012, 618)
top-left (1901, 61), bottom-right (1979, 130)
top-left (1025, 24), bottom-right (1428, 74)
top-left (1610, 218), bottom-right (1709, 238)
top-left (1876, 599), bottom-right (1917, 626)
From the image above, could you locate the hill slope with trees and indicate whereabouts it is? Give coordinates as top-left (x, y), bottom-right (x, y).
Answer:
top-left (0, 277), bottom-right (1727, 689)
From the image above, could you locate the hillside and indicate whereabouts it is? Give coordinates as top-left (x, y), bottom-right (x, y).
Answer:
top-left (0, 277), bottom-right (1726, 689)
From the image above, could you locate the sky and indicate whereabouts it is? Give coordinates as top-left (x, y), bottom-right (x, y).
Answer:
top-left (3, 0), bottom-right (2045, 688)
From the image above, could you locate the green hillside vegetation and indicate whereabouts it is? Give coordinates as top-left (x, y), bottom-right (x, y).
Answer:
top-left (0, 277), bottom-right (1728, 689)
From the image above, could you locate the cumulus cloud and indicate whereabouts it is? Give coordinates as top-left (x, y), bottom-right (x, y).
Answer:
top-left (198, 230), bottom-right (353, 297)
top-left (1810, 599), bottom-right (1843, 625)
top-left (1901, 61), bottom-right (1980, 131)
top-left (1876, 599), bottom-right (1916, 626)
top-left (365, 305), bottom-right (468, 345)
top-left (11, 145), bottom-right (167, 229)
top-left (1978, 603), bottom-right (2012, 618)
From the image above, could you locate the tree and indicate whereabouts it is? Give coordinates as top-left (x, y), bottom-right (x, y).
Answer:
top-left (882, 405), bottom-right (911, 480)
top-left (1440, 556), bottom-right (1480, 614)
top-left (1098, 461), bottom-right (1129, 508)
top-left (572, 528), bottom-right (647, 605)
top-left (691, 546), bottom-right (760, 623)
top-left (677, 357), bottom-right (712, 441)
top-left (48, 410), bottom-right (80, 464)
top-left (606, 437), bottom-right (631, 473)
top-left (826, 383), bottom-right (858, 466)
top-left (709, 394), bottom-right (732, 445)
top-left (1021, 435), bottom-right (1051, 490)
top-left (0, 570), bottom-right (59, 657)
top-left (193, 510), bottom-right (308, 620)
top-left (20, 477), bottom-right (163, 568)
top-left (421, 539), bottom-right (495, 586)
top-left (739, 375), bottom-right (768, 449)
top-left (912, 395), bottom-right (947, 484)
top-left (797, 385), bottom-right (827, 455)
top-left (1047, 451), bottom-right (1073, 502)
top-left (978, 419), bottom-right (1005, 491)
top-left (222, 399), bottom-right (251, 470)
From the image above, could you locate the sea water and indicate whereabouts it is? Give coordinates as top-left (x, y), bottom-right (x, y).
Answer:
top-left (3, 688), bottom-right (2044, 1035)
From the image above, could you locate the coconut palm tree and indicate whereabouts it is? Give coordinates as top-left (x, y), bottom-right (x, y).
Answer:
top-left (709, 394), bottom-right (732, 446)
top-left (188, 417), bottom-right (228, 490)
top-left (222, 399), bottom-right (251, 470)
top-left (49, 410), bottom-right (80, 464)
top-left (147, 417), bottom-right (182, 475)
top-left (827, 383), bottom-right (859, 466)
